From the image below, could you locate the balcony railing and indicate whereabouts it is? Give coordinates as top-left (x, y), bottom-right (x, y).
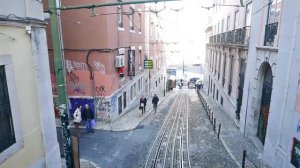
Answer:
top-left (264, 22), bottom-right (278, 46)
top-left (208, 26), bottom-right (251, 46)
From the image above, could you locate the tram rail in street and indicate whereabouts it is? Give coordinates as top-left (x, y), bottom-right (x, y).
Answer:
top-left (144, 91), bottom-right (191, 168)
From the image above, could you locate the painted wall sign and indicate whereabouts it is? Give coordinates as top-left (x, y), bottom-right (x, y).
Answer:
top-left (144, 59), bottom-right (153, 69)
top-left (128, 50), bottom-right (135, 76)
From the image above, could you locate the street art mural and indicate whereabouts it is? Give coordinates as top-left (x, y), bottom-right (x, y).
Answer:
top-left (67, 71), bottom-right (79, 84)
top-left (291, 137), bottom-right (300, 167)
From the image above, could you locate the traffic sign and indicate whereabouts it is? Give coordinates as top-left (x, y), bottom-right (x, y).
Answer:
top-left (144, 60), bottom-right (153, 69)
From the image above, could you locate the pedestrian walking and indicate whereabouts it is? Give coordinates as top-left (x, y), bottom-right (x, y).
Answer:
top-left (84, 104), bottom-right (94, 133)
top-left (139, 96), bottom-right (147, 114)
top-left (73, 105), bottom-right (82, 136)
top-left (152, 94), bottom-right (159, 114)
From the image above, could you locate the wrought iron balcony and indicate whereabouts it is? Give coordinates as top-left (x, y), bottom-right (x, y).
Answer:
top-left (226, 30), bottom-right (234, 44)
top-left (208, 26), bottom-right (251, 46)
top-left (235, 26), bottom-right (251, 45)
top-left (220, 33), bottom-right (226, 43)
top-left (264, 22), bottom-right (278, 46)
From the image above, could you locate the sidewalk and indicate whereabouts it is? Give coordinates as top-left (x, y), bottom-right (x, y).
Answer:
top-left (93, 89), bottom-right (169, 131)
top-left (198, 90), bottom-right (270, 168)
top-left (61, 158), bottom-right (100, 168)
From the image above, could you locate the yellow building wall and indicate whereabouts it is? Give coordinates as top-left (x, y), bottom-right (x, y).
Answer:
top-left (0, 25), bottom-right (45, 167)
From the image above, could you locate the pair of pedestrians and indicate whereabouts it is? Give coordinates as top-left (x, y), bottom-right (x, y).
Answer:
top-left (139, 94), bottom-right (159, 114)
top-left (73, 104), bottom-right (95, 136)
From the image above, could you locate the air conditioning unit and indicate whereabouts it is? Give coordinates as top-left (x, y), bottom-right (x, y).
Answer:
top-left (115, 55), bottom-right (125, 67)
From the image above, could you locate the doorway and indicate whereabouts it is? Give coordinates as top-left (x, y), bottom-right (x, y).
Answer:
top-left (257, 64), bottom-right (272, 145)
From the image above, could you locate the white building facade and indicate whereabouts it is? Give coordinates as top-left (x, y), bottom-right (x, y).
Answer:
top-left (205, 0), bottom-right (252, 123)
top-left (239, 0), bottom-right (300, 167)
top-left (0, 0), bottom-right (61, 167)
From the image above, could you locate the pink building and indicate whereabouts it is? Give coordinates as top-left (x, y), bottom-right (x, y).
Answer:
top-left (45, 0), bottom-right (166, 121)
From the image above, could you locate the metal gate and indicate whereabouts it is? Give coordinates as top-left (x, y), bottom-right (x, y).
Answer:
top-left (257, 83), bottom-right (272, 145)
top-left (0, 65), bottom-right (16, 153)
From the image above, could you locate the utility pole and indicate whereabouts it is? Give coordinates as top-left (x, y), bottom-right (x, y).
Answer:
top-left (48, 0), bottom-right (73, 167)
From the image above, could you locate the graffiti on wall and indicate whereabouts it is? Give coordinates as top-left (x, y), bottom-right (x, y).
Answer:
top-left (65, 60), bottom-right (106, 74)
top-left (96, 84), bottom-right (106, 96)
top-left (94, 61), bottom-right (106, 74)
top-left (95, 97), bottom-right (111, 122)
top-left (69, 83), bottom-right (87, 95)
top-left (291, 137), bottom-right (300, 167)
top-left (67, 71), bottom-right (79, 84)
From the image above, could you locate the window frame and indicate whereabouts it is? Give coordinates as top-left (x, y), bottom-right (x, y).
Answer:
top-left (117, 5), bottom-right (123, 29)
top-left (0, 55), bottom-right (23, 164)
top-left (129, 7), bottom-right (135, 32)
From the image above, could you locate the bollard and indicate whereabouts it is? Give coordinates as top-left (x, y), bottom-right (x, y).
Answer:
top-left (217, 124), bottom-right (221, 139)
top-left (213, 118), bottom-right (216, 131)
top-left (242, 150), bottom-right (246, 168)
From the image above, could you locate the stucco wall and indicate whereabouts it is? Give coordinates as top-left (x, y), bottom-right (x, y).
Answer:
top-left (0, 26), bottom-right (46, 168)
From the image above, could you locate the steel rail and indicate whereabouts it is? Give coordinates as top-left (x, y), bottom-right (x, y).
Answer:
top-left (152, 94), bottom-right (183, 168)
top-left (186, 91), bottom-right (191, 168)
top-left (165, 94), bottom-right (185, 168)
top-left (144, 94), bottom-right (181, 168)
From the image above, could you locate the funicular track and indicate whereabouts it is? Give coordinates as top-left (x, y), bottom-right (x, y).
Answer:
top-left (144, 92), bottom-right (191, 168)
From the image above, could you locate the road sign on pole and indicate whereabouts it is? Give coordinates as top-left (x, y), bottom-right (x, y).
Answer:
top-left (144, 60), bottom-right (153, 69)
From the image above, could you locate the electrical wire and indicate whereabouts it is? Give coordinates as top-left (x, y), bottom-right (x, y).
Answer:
top-left (0, 14), bottom-right (45, 24)
top-left (252, 1), bottom-right (272, 16)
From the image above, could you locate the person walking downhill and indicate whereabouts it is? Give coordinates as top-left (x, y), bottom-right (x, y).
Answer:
top-left (139, 96), bottom-right (147, 114)
top-left (84, 104), bottom-right (94, 133)
top-left (73, 105), bottom-right (82, 137)
top-left (152, 94), bottom-right (159, 114)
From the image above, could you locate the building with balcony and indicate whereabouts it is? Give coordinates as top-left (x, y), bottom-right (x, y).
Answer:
top-left (205, 0), bottom-right (252, 122)
top-left (0, 0), bottom-right (61, 167)
top-left (239, 0), bottom-right (300, 167)
top-left (45, 0), bottom-right (166, 122)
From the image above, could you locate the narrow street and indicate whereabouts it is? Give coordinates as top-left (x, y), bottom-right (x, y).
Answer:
top-left (75, 88), bottom-right (236, 168)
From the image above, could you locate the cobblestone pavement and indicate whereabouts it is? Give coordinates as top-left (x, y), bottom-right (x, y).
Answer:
top-left (188, 90), bottom-right (237, 168)
top-left (78, 93), bottom-right (178, 168)
top-left (59, 86), bottom-right (269, 168)
top-left (200, 90), bottom-right (270, 168)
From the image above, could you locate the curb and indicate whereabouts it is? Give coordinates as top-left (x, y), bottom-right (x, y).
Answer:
top-left (198, 91), bottom-right (241, 168)
top-left (219, 136), bottom-right (241, 168)
top-left (91, 92), bottom-right (170, 132)
top-left (131, 93), bottom-right (170, 131)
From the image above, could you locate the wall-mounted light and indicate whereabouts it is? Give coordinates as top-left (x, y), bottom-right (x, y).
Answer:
top-left (25, 26), bottom-right (31, 34)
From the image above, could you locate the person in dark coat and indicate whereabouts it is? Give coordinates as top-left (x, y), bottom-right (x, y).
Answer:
top-left (152, 94), bottom-right (159, 114)
top-left (140, 96), bottom-right (147, 114)
top-left (84, 104), bottom-right (94, 133)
